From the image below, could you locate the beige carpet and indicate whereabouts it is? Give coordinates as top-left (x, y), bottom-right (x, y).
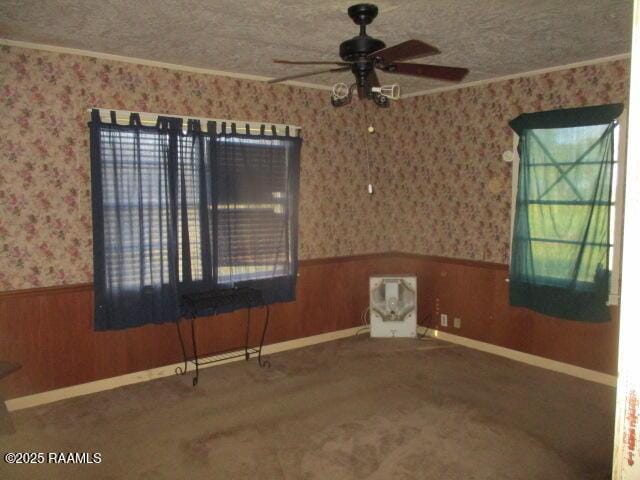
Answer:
top-left (0, 336), bottom-right (615, 479)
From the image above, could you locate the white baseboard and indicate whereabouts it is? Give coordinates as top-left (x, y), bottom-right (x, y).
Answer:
top-left (5, 326), bottom-right (615, 412)
top-left (5, 326), bottom-right (362, 412)
top-left (425, 329), bottom-right (617, 387)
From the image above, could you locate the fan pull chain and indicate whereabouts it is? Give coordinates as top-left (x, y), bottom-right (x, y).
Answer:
top-left (362, 101), bottom-right (374, 195)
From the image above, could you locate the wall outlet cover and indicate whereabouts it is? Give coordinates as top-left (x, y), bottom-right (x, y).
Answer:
top-left (440, 314), bottom-right (448, 327)
top-left (454, 317), bottom-right (461, 329)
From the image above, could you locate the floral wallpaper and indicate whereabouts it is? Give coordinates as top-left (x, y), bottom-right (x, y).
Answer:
top-left (0, 45), bottom-right (386, 291)
top-left (0, 44), bottom-right (630, 291)
top-left (370, 59), bottom-right (630, 264)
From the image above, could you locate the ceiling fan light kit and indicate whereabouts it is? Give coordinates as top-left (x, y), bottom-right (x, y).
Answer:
top-left (269, 3), bottom-right (469, 108)
top-left (371, 84), bottom-right (400, 100)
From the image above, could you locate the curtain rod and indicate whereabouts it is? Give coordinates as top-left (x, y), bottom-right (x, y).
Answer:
top-left (87, 108), bottom-right (302, 134)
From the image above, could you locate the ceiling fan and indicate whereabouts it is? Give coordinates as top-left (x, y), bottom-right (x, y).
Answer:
top-left (268, 3), bottom-right (469, 107)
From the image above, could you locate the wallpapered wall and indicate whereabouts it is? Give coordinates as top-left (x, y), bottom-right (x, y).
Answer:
top-left (0, 45), bottom-right (630, 291)
top-left (372, 59), bottom-right (630, 264)
top-left (0, 45), bottom-right (388, 291)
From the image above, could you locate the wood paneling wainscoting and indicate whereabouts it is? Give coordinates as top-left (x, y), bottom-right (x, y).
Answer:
top-left (0, 254), bottom-right (401, 399)
top-left (0, 252), bottom-right (619, 400)
top-left (391, 253), bottom-right (619, 376)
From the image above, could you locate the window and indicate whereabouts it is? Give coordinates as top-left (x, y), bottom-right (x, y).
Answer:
top-left (90, 110), bottom-right (302, 330)
top-left (508, 104), bottom-right (625, 322)
top-left (608, 121), bottom-right (627, 305)
top-left (510, 116), bottom-right (627, 305)
top-left (174, 134), bottom-right (294, 285)
top-left (176, 131), bottom-right (207, 283)
top-left (100, 126), bottom-right (174, 290)
top-left (214, 136), bottom-right (295, 285)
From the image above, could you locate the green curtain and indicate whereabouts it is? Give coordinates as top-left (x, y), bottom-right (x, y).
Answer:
top-left (508, 104), bottom-right (623, 322)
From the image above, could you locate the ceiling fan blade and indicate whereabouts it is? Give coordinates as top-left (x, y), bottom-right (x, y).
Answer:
top-left (267, 66), bottom-right (350, 84)
top-left (274, 59), bottom-right (351, 66)
top-left (382, 63), bottom-right (469, 82)
top-left (368, 39), bottom-right (440, 64)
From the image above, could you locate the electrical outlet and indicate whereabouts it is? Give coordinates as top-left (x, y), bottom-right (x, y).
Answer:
top-left (440, 314), bottom-right (448, 327)
top-left (454, 317), bottom-right (461, 329)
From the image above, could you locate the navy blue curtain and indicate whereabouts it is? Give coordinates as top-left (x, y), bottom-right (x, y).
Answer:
top-left (212, 123), bottom-right (301, 313)
top-left (90, 111), bottom-right (301, 330)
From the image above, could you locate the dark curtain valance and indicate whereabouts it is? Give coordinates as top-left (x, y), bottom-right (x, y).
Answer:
top-left (509, 103), bottom-right (624, 135)
top-left (90, 110), bottom-right (301, 331)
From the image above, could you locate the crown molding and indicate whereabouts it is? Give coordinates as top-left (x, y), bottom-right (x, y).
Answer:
top-left (0, 38), bottom-right (333, 92)
top-left (401, 52), bottom-right (631, 99)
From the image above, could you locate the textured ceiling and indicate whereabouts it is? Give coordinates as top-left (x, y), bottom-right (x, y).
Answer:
top-left (0, 0), bottom-right (633, 94)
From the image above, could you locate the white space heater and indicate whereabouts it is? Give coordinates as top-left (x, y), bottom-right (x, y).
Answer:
top-left (369, 275), bottom-right (417, 338)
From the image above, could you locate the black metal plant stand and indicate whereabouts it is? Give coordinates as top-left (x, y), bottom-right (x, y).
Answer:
top-left (175, 286), bottom-right (270, 386)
